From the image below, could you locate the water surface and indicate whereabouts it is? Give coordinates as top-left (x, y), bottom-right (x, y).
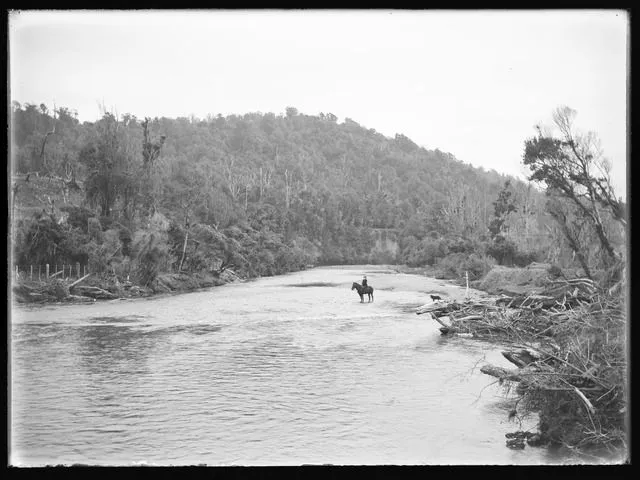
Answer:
top-left (11, 265), bottom-right (563, 465)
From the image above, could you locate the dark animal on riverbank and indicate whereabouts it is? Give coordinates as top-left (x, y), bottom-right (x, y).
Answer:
top-left (352, 282), bottom-right (374, 303)
top-left (430, 295), bottom-right (442, 301)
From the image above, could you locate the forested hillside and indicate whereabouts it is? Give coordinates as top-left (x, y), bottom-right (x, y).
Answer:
top-left (11, 102), bottom-right (575, 285)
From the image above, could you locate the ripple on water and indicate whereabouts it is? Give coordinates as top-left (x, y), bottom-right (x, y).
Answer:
top-left (10, 266), bottom-right (574, 466)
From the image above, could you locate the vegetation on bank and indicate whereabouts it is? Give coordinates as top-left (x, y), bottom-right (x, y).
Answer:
top-left (419, 262), bottom-right (626, 461)
top-left (12, 101), bottom-right (602, 302)
top-left (417, 106), bottom-right (627, 461)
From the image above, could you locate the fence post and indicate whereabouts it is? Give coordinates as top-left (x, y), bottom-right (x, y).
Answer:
top-left (465, 271), bottom-right (469, 299)
top-left (76, 262), bottom-right (81, 278)
top-left (38, 265), bottom-right (41, 281)
top-left (15, 265), bottom-right (19, 280)
top-left (55, 264), bottom-right (58, 276)
top-left (46, 264), bottom-right (50, 278)
top-left (30, 265), bottom-right (33, 281)
top-left (83, 265), bottom-right (86, 277)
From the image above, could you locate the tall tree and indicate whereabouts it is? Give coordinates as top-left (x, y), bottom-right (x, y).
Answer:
top-left (488, 180), bottom-right (518, 239)
top-left (523, 106), bottom-right (624, 264)
top-left (80, 113), bottom-right (138, 218)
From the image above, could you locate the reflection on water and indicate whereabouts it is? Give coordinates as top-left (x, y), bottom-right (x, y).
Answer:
top-left (74, 325), bottom-right (157, 377)
top-left (11, 266), bottom-right (580, 466)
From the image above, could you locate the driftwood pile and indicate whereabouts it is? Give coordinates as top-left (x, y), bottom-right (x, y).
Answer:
top-left (416, 277), bottom-right (600, 338)
top-left (12, 273), bottom-right (123, 303)
top-left (416, 276), bottom-right (627, 455)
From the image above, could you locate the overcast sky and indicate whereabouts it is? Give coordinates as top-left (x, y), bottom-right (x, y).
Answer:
top-left (9, 10), bottom-right (628, 197)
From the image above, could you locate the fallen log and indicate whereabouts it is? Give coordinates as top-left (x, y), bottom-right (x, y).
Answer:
top-left (68, 272), bottom-right (93, 290)
top-left (421, 312), bottom-right (451, 329)
top-left (72, 285), bottom-right (118, 300)
top-left (480, 365), bottom-right (537, 383)
top-left (67, 294), bottom-right (96, 303)
top-left (502, 349), bottom-right (540, 368)
top-left (416, 301), bottom-right (462, 316)
top-left (450, 314), bottom-right (484, 322)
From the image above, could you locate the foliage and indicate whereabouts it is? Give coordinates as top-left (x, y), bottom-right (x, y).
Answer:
top-left (130, 229), bottom-right (172, 286)
top-left (12, 102), bottom-right (561, 282)
top-left (488, 180), bottom-right (517, 238)
top-left (523, 107), bottom-right (625, 267)
top-left (79, 112), bottom-right (141, 219)
top-left (59, 205), bottom-right (96, 233)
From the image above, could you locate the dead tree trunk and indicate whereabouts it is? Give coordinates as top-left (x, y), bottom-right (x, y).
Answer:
top-left (178, 214), bottom-right (190, 272)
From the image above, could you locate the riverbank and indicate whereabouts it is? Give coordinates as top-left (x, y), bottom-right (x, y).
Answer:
top-left (11, 269), bottom-right (242, 305)
top-left (415, 262), bottom-right (628, 462)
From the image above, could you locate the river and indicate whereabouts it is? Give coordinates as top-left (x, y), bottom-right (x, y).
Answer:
top-left (10, 265), bottom-right (568, 466)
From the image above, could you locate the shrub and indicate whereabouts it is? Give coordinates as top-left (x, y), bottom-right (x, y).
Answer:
top-left (437, 252), bottom-right (467, 279)
top-left (462, 253), bottom-right (496, 280)
top-left (131, 229), bottom-right (173, 286)
top-left (88, 217), bottom-right (103, 243)
top-left (487, 236), bottom-right (540, 267)
top-left (59, 205), bottom-right (96, 233)
top-left (13, 213), bottom-right (67, 266)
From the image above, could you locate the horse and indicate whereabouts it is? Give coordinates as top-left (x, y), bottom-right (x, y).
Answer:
top-left (352, 282), bottom-right (374, 303)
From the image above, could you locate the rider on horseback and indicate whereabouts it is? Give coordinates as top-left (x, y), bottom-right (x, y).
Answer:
top-left (352, 276), bottom-right (374, 303)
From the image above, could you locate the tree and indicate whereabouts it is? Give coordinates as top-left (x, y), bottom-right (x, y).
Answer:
top-left (488, 180), bottom-right (518, 239)
top-left (523, 107), bottom-right (625, 265)
top-left (141, 117), bottom-right (166, 168)
top-left (80, 113), bottom-right (139, 218)
top-left (285, 106), bottom-right (299, 118)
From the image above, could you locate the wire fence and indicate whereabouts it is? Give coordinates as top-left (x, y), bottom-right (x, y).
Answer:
top-left (12, 263), bottom-right (136, 282)
top-left (13, 263), bottom-right (89, 282)
top-left (13, 261), bottom-right (187, 283)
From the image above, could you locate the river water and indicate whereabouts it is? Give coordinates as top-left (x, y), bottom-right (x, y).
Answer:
top-left (11, 265), bottom-right (568, 466)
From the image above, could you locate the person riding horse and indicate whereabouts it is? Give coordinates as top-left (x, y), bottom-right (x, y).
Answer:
top-left (352, 276), bottom-right (374, 303)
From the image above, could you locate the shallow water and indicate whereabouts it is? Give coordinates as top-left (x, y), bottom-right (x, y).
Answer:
top-left (10, 265), bottom-right (569, 465)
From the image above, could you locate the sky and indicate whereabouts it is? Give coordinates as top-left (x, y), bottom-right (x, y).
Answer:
top-left (9, 10), bottom-right (629, 197)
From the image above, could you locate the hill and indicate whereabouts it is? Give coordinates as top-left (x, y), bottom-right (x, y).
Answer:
top-left (10, 102), bottom-right (553, 285)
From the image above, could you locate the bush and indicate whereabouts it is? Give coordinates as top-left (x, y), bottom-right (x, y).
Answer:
top-left (14, 213), bottom-right (67, 266)
top-left (462, 253), bottom-right (496, 280)
top-left (437, 253), bottom-right (467, 279)
top-left (88, 217), bottom-right (103, 243)
top-left (447, 236), bottom-right (477, 254)
top-left (487, 236), bottom-right (540, 267)
top-left (401, 237), bottom-right (448, 267)
top-left (131, 229), bottom-right (173, 286)
top-left (59, 205), bottom-right (96, 233)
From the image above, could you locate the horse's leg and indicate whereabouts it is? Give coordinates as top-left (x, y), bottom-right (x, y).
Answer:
top-left (359, 293), bottom-right (364, 303)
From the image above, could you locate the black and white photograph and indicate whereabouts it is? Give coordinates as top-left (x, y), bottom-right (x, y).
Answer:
top-left (8, 9), bottom-right (629, 466)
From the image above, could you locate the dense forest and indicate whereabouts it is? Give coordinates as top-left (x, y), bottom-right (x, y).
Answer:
top-left (9, 102), bottom-right (624, 286)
